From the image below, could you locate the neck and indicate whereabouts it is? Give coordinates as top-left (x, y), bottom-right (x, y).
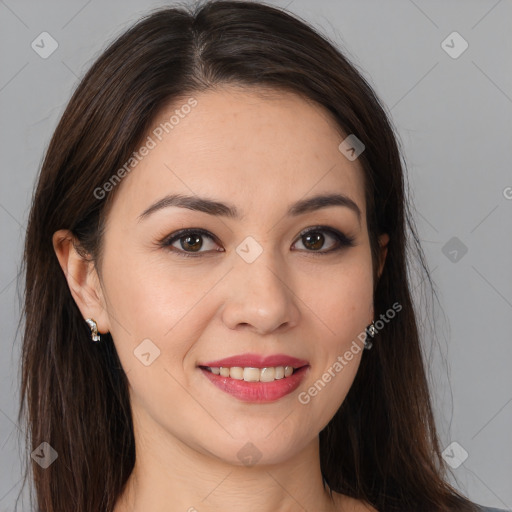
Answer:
top-left (114, 413), bottom-right (339, 512)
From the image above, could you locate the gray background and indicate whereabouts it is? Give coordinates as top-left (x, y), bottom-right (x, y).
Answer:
top-left (1, 0), bottom-right (511, 510)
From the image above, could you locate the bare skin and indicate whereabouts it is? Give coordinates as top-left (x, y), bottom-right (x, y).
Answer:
top-left (54, 86), bottom-right (386, 512)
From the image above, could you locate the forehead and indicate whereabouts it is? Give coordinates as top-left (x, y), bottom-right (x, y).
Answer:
top-left (107, 86), bottom-right (366, 226)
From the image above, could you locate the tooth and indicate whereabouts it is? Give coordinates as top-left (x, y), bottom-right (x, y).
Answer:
top-left (229, 367), bottom-right (244, 380)
top-left (260, 367), bottom-right (275, 382)
top-left (243, 367), bottom-right (260, 382)
top-left (208, 365), bottom-right (298, 380)
top-left (274, 366), bottom-right (285, 379)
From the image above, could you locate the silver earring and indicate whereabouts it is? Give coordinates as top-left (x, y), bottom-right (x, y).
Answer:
top-left (85, 318), bottom-right (101, 342)
top-left (364, 322), bottom-right (377, 350)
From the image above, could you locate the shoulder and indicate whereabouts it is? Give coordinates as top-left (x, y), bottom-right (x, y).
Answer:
top-left (331, 494), bottom-right (510, 512)
top-left (332, 492), bottom-right (377, 512)
top-left (472, 504), bottom-right (510, 512)
top-left (335, 497), bottom-right (510, 512)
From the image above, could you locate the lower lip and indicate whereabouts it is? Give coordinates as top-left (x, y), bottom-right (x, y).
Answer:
top-left (199, 366), bottom-right (310, 403)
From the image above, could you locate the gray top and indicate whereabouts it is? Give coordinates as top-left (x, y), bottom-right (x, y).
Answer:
top-left (477, 505), bottom-right (510, 512)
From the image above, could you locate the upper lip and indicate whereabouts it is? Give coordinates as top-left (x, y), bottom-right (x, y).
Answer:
top-left (199, 353), bottom-right (309, 369)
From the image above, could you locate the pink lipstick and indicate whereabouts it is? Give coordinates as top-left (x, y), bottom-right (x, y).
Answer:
top-left (197, 353), bottom-right (310, 403)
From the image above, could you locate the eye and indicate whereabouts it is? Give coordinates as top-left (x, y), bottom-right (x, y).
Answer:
top-left (292, 226), bottom-right (356, 254)
top-left (159, 225), bottom-right (355, 258)
top-left (161, 228), bottom-right (222, 257)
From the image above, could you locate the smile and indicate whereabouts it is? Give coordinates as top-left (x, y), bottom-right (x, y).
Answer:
top-left (198, 365), bottom-right (310, 403)
top-left (200, 365), bottom-right (298, 382)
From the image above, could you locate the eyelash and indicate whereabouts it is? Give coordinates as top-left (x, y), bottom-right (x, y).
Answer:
top-left (159, 225), bottom-right (356, 259)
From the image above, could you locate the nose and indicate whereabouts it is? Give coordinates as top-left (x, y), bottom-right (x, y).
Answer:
top-left (220, 249), bottom-right (300, 335)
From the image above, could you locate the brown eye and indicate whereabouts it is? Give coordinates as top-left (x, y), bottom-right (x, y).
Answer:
top-left (162, 228), bottom-right (222, 258)
top-left (302, 231), bottom-right (325, 251)
top-left (180, 233), bottom-right (203, 252)
top-left (160, 226), bottom-right (355, 259)
top-left (293, 227), bottom-right (355, 254)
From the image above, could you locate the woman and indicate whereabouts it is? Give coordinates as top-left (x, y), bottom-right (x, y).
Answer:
top-left (18, 1), bottom-right (508, 511)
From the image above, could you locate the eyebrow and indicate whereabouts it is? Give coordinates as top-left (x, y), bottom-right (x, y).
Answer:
top-left (137, 192), bottom-right (361, 224)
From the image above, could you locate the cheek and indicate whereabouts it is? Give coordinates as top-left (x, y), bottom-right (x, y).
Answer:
top-left (289, 252), bottom-right (374, 418)
top-left (100, 248), bottom-right (193, 367)
top-left (100, 252), bottom-right (211, 428)
top-left (298, 253), bottom-right (374, 344)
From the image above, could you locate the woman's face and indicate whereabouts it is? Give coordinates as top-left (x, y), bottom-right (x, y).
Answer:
top-left (86, 87), bottom-right (387, 465)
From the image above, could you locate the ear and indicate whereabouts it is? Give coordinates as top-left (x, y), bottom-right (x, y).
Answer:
top-left (52, 229), bottom-right (111, 335)
top-left (377, 233), bottom-right (389, 279)
top-left (368, 233), bottom-right (390, 324)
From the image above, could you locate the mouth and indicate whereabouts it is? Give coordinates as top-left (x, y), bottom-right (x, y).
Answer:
top-left (197, 364), bottom-right (310, 403)
top-left (198, 364), bottom-right (306, 383)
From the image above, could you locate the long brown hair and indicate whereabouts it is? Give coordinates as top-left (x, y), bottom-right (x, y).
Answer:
top-left (18, 1), bottom-right (479, 510)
